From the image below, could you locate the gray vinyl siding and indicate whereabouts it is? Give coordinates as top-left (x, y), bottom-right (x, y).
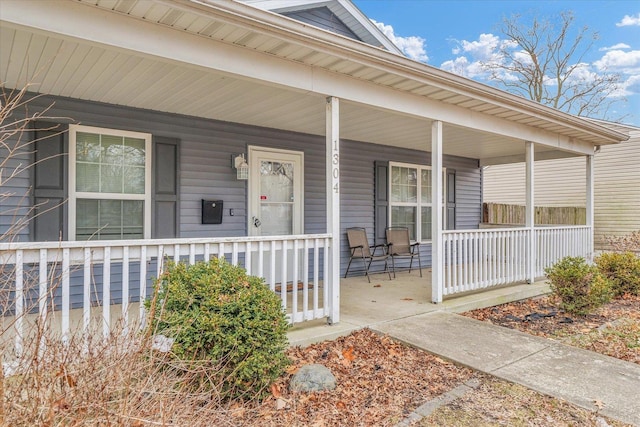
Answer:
top-left (283, 7), bottom-right (360, 41)
top-left (0, 135), bottom-right (32, 242)
top-left (5, 94), bottom-right (482, 307)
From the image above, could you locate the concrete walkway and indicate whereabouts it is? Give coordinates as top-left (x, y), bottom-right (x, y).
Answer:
top-left (374, 312), bottom-right (640, 426)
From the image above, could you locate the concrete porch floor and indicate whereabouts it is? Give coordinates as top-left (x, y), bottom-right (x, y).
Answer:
top-left (288, 269), bottom-right (551, 347)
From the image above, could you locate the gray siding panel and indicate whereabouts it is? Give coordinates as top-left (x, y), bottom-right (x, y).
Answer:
top-left (0, 136), bottom-right (32, 242)
top-left (283, 7), bottom-right (360, 41)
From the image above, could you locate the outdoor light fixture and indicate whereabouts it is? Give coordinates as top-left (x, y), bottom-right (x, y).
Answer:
top-left (233, 153), bottom-right (249, 180)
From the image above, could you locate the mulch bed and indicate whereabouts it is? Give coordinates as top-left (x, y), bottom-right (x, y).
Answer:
top-left (462, 294), bottom-right (640, 364)
top-left (230, 295), bottom-right (640, 426)
top-left (234, 329), bottom-right (474, 426)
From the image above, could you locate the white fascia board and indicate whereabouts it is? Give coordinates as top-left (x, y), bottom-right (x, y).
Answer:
top-left (0, 0), bottom-right (598, 154)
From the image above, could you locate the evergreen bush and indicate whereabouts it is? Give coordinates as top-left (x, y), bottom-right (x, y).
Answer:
top-left (545, 256), bottom-right (612, 315)
top-left (595, 251), bottom-right (640, 297)
top-left (148, 258), bottom-right (289, 399)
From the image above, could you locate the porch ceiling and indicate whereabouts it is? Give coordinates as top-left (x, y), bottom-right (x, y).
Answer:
top-left (0, 0), bottom-right (624, 163)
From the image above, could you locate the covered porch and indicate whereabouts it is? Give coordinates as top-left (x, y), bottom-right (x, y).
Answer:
top-left (0, 0), bottom-right (626, 353)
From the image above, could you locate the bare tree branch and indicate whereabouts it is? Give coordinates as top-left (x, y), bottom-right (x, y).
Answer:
top-left (482, 11), bottom-right (626, 121)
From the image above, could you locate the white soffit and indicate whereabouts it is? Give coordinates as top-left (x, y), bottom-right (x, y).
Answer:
top-left (0, 0), bottom-right (627, 160)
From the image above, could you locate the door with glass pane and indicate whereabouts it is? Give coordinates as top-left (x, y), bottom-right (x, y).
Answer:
top-left (248, 147), bottom-right (303, 283)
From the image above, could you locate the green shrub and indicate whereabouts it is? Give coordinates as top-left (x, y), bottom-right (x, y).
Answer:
top-left (544, 256), bottom-right (612, 316)
top-left (148, 258), bottom-right (290, 399)
top-left (595, 251), bottom-right (640, 297)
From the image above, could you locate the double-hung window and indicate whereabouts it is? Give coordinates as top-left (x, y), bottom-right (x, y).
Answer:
top-left (389, 162), bottom-right (445, 242)
top-left (69, 125), bottom-right (152, 240)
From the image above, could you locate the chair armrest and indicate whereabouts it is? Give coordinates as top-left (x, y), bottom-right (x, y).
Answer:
top-left (370, 243), bottom-right (387, 256)
top-left (409, 242), bottom-right (420, 254)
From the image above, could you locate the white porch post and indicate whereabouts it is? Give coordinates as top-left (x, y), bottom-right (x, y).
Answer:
top-left (525, 141), bottom-right (535, 283)
top-left (326, 96), bottom-right (340, 324)
top-left (586, 154), bottom-right (594, 262)
top-left (431, 120), bottom-right (444, 303)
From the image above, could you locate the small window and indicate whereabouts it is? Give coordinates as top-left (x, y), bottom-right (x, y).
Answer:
top-left (69, 125), bottom-right (151, 240)
top-left (389, 162), bottom-right (445, 242)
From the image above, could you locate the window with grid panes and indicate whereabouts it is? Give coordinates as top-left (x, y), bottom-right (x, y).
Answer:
top-left (69, 125), bottom-right (151, 240)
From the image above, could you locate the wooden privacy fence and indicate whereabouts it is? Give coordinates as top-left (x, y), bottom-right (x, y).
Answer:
top-left (483, 203), bottom-right (586, 225)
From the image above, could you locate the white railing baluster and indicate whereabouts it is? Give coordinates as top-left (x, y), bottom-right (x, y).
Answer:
top-left (303, 239), bottom-right (309, 320)
top-left (189, 244), bottom-right (196, 265)
top-left (218, 242), bottom-right (225, 261)
top-left (83, 247), bottom-right (91, 343)
top-left (174, 244), bottom-right (180, 263)
top-left (323, 237), bottom-right (330, 317)
top-left (232, 242), bottom-right (239, 266)
top-left (103, 247), bottom-right (111, 339)
top-left (139, 245), bottom-right (147, 327)
top-left (122, 246), bottom-right (130, 333)
top-left (15, 250), bottom-right (24, 357)
top-left (292, 239), bottom-right (299, 319)
top-left (269, 240), bottom-right (276, 292)
top-left (157, 245), bottom-right (164, 277)
top-left (313, 238), bottom-right (319, 314)
top-left (280, 240), bottom-right (288, 313)
top-left (245, 242), bottom-right (252, 275)
top-left (39, 249), bottom-right (48, 326)
top-left (258, 241), bottom-right (264, 278)
top-left (39, 249), bottom-right (48, 356)
top-left (62, 248), bottom-right (70, 343)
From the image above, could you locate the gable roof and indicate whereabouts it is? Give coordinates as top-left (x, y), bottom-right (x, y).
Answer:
top-left (240, 0), bottom-right (402, 54)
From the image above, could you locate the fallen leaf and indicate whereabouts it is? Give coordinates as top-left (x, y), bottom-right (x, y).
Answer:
top-left (373, 284), bottom-right (381, 288)
top-left (594, 399), bottom-right (605, 410)
top-left (401, 298), bottom-right (414, 301)
top-left (286, 365), bottom-right (300, 375)
top-left (336, 401), bottom-right (347, 410)
top-left (271, 383), bottom-right (282, 398)
top-left (342, 346), bottom-right (355, 362)
top-left (276, 398), bottom-right (288, 410)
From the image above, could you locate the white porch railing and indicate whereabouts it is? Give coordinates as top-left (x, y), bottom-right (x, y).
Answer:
top-left (443, 226), bottom-right (592, 296)
top-left (535, 226), bottom-right (592, 277)
top-left (0, 234), bottom-right (332, 355)
top-left (443, 228), bottom-right (529, 296)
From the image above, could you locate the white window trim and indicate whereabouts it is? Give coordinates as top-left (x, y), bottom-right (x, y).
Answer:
top-left (388, 161), bottom-right (446, 244)
top-left (68, 124), bottom-right (152, 241)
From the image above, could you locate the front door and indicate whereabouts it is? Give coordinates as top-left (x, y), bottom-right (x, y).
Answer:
top-left (248, 147), bottom-right (304, 283)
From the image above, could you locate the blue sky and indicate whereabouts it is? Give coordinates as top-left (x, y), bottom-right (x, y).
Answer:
top-left (354, 1), bottom-right (640, 126)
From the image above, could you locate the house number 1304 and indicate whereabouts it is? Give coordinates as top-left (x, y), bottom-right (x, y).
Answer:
top-left (332, 152), bottom-right (339, 193)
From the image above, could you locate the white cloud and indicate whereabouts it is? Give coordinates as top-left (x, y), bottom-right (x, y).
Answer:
top-left (440, 33), bottom-right (515, 78)
top-left (599, 43), bottom-right (631, 51)
top-left (616, 13), bottom-right (640, 27)
top-left (594, 49), bottom-right (640, 71)
top-left (371, 20), bottom-right (428, 62)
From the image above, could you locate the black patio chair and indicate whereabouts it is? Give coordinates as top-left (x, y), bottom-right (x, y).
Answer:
top-left (385, 226), bottom-right (422, 278)
top-left (344, 227), bottom-right (392, 282)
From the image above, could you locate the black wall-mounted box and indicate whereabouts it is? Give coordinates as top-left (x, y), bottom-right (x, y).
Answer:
top-left (202, 200), bottom-right (223, 224)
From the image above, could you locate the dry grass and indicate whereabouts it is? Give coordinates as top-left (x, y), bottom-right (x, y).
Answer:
top-left (0, 319), bottom-right (249, 426)
top-left (420, 375), bottom-right (629, 427)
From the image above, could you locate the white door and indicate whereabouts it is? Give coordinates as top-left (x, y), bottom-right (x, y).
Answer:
top-left (248, 147), bottom-right (303, 237)
top-left (248, 147), bottom-right (304, 284)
